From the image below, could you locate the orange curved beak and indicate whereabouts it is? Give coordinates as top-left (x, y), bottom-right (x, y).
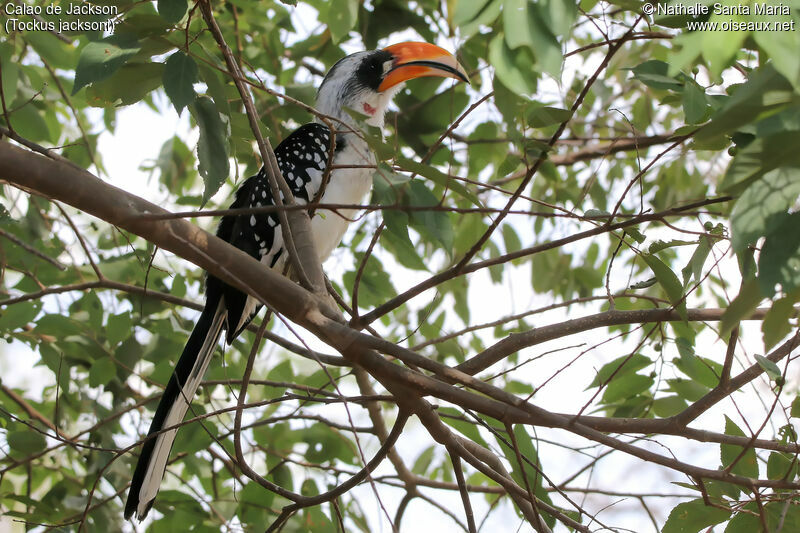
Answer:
top-left (378, 42), bottom-right (469, 92)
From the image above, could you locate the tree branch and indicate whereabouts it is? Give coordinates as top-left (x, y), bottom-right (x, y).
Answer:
top-left (458, 307), bottom-right (775, 376)
top-left (0, 141), bottom-right (327, 325)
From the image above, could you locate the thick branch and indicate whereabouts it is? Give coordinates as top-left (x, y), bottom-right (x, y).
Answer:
top-left (458, 307), bottom-right (775, 376)
top-left (0, 383), bottom-right (72, 442)
top-left (549, 133), bottom-right (674, 166)
top-left (0, 141), bottom-right (324, 324)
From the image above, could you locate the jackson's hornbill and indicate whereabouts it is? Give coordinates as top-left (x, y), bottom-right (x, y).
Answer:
top-left (125, 41), bottom-right (468, 520)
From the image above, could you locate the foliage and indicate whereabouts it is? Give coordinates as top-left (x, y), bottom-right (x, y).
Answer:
top-left (0, 0), bottom-right (799, 532)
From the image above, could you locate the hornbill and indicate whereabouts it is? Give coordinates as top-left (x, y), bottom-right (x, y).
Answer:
top-left (125, 42), bottom-right (468, 520)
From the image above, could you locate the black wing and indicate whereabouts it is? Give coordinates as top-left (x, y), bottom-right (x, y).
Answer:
top-left (210, 122), bottom-right (333, 341)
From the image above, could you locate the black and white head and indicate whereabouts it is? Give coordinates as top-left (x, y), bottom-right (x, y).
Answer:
top-left (316, 42), bottom-right (469, 128)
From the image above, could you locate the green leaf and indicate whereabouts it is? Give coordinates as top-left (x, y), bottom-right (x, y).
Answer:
top-left (25, 31), bottom-right (78, 70)
top-left (35, 314), bottom-right (85, 339)
top-left (359, 121), bottom-right (399, 162)
top-left (721, 416), bottom-right (759, 478)
top-left (439, 407), bottom-right (488, 447)
top-left (720, 279), bottom-right (762, 336)
top-left (397, 157), bottom-right (481, 207)
top-left (466, 122), bottom-right (505, 176)
top-left (460, 0), bottom-right (503, 37)
top-left (239, 481), bottom-right (275, 512)
top-left (450, 0), bottom-right (491, 26)
top-left (72, 35), bottom-right (141, 95)
top-left (588, 353), bottom-right (652, 388)
top-left (584, 208), bottom-right (610, 218)
top-left (155, 135), bottom-right (196, 193)
top-left (738, 246), bottom-right (758, 280)
top-left (701, 18), bottom-right (746, 78)
top-left (501, 0), bottom-right (562, 79)
top-left (648, 239), bottom-right (695, 254)
top-left (652, 395), bottom-right (688, 417)
top-left (507, 380), bottom-right (534, 395)
top-left (691, 479), bottom-right (741, 501)
top-left (601, 373), bottom-right (653, 403)
top-left (489, 34), bottom-right (537, 96)
top-left (163, 51), bottom-right (198, 114)
top-left (721, 132), bottom-right (800, 196)
top-left (254, 422), bottom-right (295, 452)
top-left (626, 227), bottom-right (646, 244)
top-left (372, 170), bottom-right (428, 269)
top-left (302, 424), bottom-right (356, 464)
top-left (697, 64), bottom-right (795, 142)
top-left (642, 253), bottom-right (687, 321)
top-left (501, 0), bottom-right (563, 77)
top-left (758, 212), bottom-right (800, 296)
top-left (412, 445), bottom-right (435, 475)
top-left (681, 236), bottom-right (713, 285)
top-left (753, 104), bottom-right (800, 137)
top-left (324, 0), bottom-right (358, 43)
top-left (158, 0), bottom-right (188, 23)
top-left (172, 416), bottom-right (216, 455)
top-left (526, 1), bottom-right (563, 78)
top-left (792, 396), bottom-right (800, 418)
top-left (779, 423), bottom-right (799, 445)
top-left (753, 28), bottom-right (800, 87)
top-left (674, 353), bottom-right (721, 389)
top-left (502, 224), bottom-right (522, 261)
top-left (526, 106), bottom-right (572, 127)
top-left (682, 81), bottom-right (708, 124)
top-left (343, 254), bottom-right (397, 309)
top-left (667, 378), bottom-right (710, 402)
top-left (495, 425), bottom-right (555, 527)
top-left (106, 312), bottom-right (132, 347)
top-left (189, 95), bottom-right (230, 206)
top-left (503, 0), bottom-right (534, 50)
top-left (662, 499), bottom-right (730, 533)
top-left (89, 357), bottom-right (117, 387)
top-left (0, 301), bottom-right (42, 333)
top-left (6, 104), bottom-right (53, 143)
top-left (267, 359), bottom-right (294, 384)
top-left (766, 451), bottom-right (798, 480)
top-left (725, 502), bottom-right (800, 532)
top-left (381, 212), bottom-right (427, 270)
top-left (540, 0), bottom-right (578, 38)
top-left (672, 323), bottom-right (696, 356)
top-left (630, 277), bottom-right (657, 290)
top-left (0, 50), bottom-right (18, 103)
top-left (74, 291), bottom-right (103, 332)
top-left (86, 63), bottom-right (165, 107)
top-left (406, 181), bottom-right (454, 253)
top-left (7, 431), bottom-right (47, 453)
top-left (754, 354), bottom-right (782, 382)
top-left (629, 60), bottom-right (683, 91)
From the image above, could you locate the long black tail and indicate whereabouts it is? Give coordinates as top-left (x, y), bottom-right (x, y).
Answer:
top-left (125, 300), bottom-right (226, 520)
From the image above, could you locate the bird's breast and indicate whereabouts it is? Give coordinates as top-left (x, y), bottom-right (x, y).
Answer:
top-left (311, 138), bottom-right (375, 261)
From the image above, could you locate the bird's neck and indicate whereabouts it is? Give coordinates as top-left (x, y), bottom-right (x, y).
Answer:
top-left (311, 109), bottom-right (375, 163)
top-left (315, 83), bottom-right (404, 135)
top-left (314, 102), bottom-right (385, 133)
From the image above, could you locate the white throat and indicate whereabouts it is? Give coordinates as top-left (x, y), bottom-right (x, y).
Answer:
top-left (314, 53), bottom-right (403, 131)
